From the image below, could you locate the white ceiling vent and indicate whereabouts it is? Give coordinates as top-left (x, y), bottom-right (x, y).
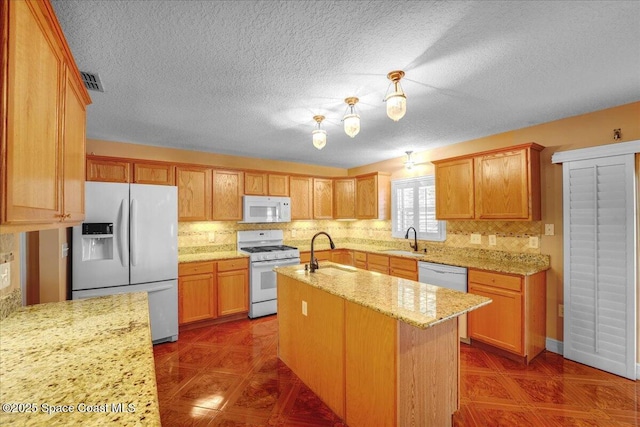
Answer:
top-left (80, 71), bottom-right (104, 92)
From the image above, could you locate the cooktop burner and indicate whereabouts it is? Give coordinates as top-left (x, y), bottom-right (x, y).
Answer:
top-left (240, 245), bottom-right (298, 253)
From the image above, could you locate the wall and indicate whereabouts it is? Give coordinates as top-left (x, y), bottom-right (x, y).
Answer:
top-left (0, 233), bottom-right (22, 319)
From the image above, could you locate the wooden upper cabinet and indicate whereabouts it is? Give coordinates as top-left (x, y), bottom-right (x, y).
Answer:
top-left (244, 171), bottom-right (268, 195)
top-left (290, 176), bottom-right (313, 220)
top-left (313, 178), bottom-right (333, 219)
top-left (475, 145), bottom-right (542, 220)
top-left (434, 158), bottom-right (474, 219)
top-left (268, 174), bottom-right (289, 196)
top-left (434, 143), bottom-right (543, 221)
top-left (333, 178), bottom-right (356, 219)
top-left (133, 162), bottom-right (175, 186)
top-left (2, 0), bottom-right (91, 226)
top-left (212, 169), bottom-right (244, 220)
top-left (355, 173), bottom-right (391, 219)
top-left (86, 157), bottom-right (130, 183)
top-left (176, 166), bottom-right (212, 221)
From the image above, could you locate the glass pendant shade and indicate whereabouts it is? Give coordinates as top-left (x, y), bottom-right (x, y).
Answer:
top-left (312, 129), bottom-right (327, 150)
top-left (343, 113), bottom-right (360, 138)
top-left (404, 151), bottom-right (414, 169)
top-left (386, 92), bottom-right (406, 122)
top-left (385, 70), bottom-right (407, 122)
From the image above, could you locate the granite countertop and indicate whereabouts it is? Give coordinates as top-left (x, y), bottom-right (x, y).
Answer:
top-left (275, 262), bottom-right (491, 330)
top-left (178, 250), bottom-right (248, 263)
top-left (0, 293), bottom-right (160, 426)
top-left (297, 243), bottom-right (549, 276)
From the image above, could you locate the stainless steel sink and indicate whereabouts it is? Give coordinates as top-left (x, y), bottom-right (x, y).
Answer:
top-left (380, 250), bottom-right (424, 258)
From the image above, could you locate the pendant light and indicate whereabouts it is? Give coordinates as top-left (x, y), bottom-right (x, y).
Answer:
top-left (343, 97), bottom-right (360, 138)
top-left (312, 115), bottom-right (327, 150)
top-left (385, 70), bottom-right (406, 122)
top-left (404, 151), bottom-right (414, 170)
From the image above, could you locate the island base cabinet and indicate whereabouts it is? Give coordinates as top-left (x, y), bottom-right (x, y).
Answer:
top-left (277, 275), bottom-right (345, 419)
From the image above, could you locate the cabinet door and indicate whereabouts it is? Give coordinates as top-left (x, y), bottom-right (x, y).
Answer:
top-left (268, 174), bottom-right (289, 196)
top-left (367, 254), bottom-right (389, 275)
top-left (178, 273), bottom-right (216, 324)
top-left (290, 176), bottom-right (313, 220)
top-left (86, 157), bottom-right (131, 183)
top-left (331, 249), bottom-right (354, 266)
top-left (245, 172), bottom-right (268, 195)
top-left (474, 148), bottom-right (529, 219)
top-left (355, 173), bottom-right (392, 220)
top-left (133, 162), bottom-right (175, 185)
top-left (434, 158), bottom-right (474, 219)
top-left (389, 257), bottom-right (418, 281)
top-left (4, 0), bottom-right (64, 223)
top-left (217, 269), bottom-right (249, 316)
top-left (212, 169), bottom-right (244, 220)
top-left (468, 282), bottom-right (523, 354)
top-left (61, 68), bottom-right (87, 222)
top-left (333, 178), bottom-right (355, 219)
top-left (176, 166), bottom-right (212, 221)
top-left (313, 178), bottom-right (333, 219)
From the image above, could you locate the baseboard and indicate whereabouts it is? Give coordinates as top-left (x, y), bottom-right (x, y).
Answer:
top-left (545, 337), bottom-right (563, 355)
top-left (546, 338), bottom-right (640, 380)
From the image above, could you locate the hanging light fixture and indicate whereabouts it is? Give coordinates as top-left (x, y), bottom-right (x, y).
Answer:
top-left (312, 115), bottom-right (327, 150)
top-left (404, 151), bottom-right (414, 170)
top-left (384, 70), bottom-right (406, 122)
top-left (342, 97), bottom-right (360, 138)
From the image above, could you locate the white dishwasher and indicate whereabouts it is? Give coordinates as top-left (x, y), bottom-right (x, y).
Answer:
top-left (418, 261), bottom-right (469, 341)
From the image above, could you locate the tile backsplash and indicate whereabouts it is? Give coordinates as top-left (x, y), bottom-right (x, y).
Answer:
top-left (178, 220), bottom-right (542, 254)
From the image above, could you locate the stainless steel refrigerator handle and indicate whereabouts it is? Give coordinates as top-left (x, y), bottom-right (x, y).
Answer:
top-left (119, 198), bottom-right (129, 267)
top-left (130, 199), bottom-right (138, 267)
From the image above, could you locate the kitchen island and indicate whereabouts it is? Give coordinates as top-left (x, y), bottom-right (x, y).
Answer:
top-left (0, 292), bottom-right (160, 426)
top-left (275, 262), bottom-right (491, 427)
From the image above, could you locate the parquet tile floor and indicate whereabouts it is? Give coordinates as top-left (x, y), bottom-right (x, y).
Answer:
top-left (153, 315), bottom-right (639, 426)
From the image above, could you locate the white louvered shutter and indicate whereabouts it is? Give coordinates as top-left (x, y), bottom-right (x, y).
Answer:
top-left (392, 176), bottom-right (446, 241)
top-left (563, 154), bottom-right (636, 379)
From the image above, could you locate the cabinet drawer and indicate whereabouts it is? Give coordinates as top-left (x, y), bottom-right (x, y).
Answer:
top-left (179, 261), bottom-right (215, 276)
top-left (218, 257), bottom-right (249, 272)
top-left (354, 251), bottom-right (367, 262)
top-left (390, 256), bottom-right (417, 272)
top-left (469, 269), bottom-right (521, 292)
top-left (367, 253), bottom-right (389, 267)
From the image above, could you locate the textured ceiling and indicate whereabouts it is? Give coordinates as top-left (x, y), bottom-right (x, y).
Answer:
top-left (51, 0), bottom-right (640, 169)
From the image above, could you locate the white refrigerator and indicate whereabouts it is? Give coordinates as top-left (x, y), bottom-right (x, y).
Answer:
top-left (72, 182), bottom-right (178, 344)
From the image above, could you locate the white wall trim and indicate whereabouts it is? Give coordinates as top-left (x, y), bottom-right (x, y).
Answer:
top-left (551, 139), bottom-right (640, 163)
top-left (545, 337), bottom-right (563, 355)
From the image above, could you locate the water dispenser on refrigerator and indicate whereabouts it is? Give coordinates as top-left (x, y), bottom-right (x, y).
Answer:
top-left (80, 223), bottom-right (114, 261)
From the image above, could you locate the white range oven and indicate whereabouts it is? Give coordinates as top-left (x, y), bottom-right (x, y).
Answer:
top-left (237, 230), bottom-right (300, 318)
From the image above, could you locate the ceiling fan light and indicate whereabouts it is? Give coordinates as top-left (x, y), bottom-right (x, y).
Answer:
top-left (386, 92), bottom-right (406, 122)
top-left (312, 129), bottom-right (327, 150)
top-left (343, 113), bottom-right (360, 138)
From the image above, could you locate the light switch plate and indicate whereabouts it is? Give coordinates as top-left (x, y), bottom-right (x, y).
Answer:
top-left (488, 235), bottom-right (497, 246)
top-left (291, 229), bottom-right (297, 238)
top-left (529, 236), bottom-right (539, 248)
top-left (544, 224), bottom-right (555, 236)
top-left (470, 233), bottom-right (481, 244)
top-left (208, 232), bottom-right (216, 243)
top-left (0, 263), bottom-right (10, 290)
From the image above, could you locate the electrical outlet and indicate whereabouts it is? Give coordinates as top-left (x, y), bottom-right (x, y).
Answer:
top-left (470, 233), bottom-right (481, 244)
top-left (291, 229), bottom-right (297, 238)
top-left (61, 242), bottom-right (69, 258)
top-left (529, 236), bottom-right (539, 248)
top-left (544, 224), bottom-right (555, 236)
top-left (488, 235), bottom-right (497, 246)
top-left (302, 300), bottom-right (307, 316)
top-left (0, 263), bottom-right (10, 290)
top-left (207, 232), bottom-right (216, 243)
top-left (558, 304), bottom-right (564, 318)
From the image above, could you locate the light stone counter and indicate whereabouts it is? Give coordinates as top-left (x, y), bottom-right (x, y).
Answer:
top-left (178, 250), bottom-right (248, 263)
top-left (0, 293), bottom-right (160, 426)
top-left (275, 262), bottom-right (491, 329)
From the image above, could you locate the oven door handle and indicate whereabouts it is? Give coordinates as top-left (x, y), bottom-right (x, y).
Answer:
top-left (252, 259), bottom-right (300, 268)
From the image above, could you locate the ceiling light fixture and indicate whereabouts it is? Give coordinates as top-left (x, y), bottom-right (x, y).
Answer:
top-left (312, 115), bottom-right (327, 150)
top-left (385, 70), bottom-right (407, 122)
top-left (404, 151), bottom-right (414, 170)
top-left (343, 97), bottom-right (360, 138)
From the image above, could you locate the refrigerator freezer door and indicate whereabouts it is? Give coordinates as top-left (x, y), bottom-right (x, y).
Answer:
top-left (72, 182), bottom-right (130, 290)
top-left (129, 184), bottom-right (178, 285)
top-left (72, 280), bottom-right (178, 343)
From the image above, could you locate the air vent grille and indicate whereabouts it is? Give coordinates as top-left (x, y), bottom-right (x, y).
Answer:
top-left (80, 71), bottom-right (104, 92)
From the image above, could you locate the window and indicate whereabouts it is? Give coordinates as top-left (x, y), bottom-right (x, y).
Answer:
top-left (391, 175), bottom-right (446, 241)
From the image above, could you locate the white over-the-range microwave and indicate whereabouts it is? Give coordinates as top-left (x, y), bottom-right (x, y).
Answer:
top-left (240, 195), bottom-right (291, 223)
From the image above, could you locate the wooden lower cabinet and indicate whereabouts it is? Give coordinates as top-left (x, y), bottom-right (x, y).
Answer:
top-left (178, 258), bottom-right (249, 325)
top-left (178, 262), bottom-right (216, 324)
top-left (367, 253), bottom-right (389, 274)
top-left (217, 258), bottom-right (249, 316)
top-left (331, 249), bottom-right (353, 266)
top-left (468, 268), bottom-right (546, 362)
top-left (389, 257), bottom-right (418, 280)
top-left (353, 251), bottom-right (367, 269)
top-left (300, 250), bottom-right (331, 265)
